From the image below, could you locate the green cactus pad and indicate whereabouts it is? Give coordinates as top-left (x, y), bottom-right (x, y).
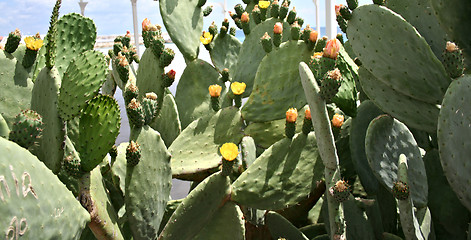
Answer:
top-left (192, 202), bottom-right (245, 240)
top-left (240, 136), bottom-right (257, 168)
top-left (102, 71), bottom-right (117, 97)
top-left (365, 115), bottom-right (428, 208)
top-left (136, 48), bottom-right (165, 99)
top-left (175, 59), bottom-right (223, 129)
top-left (385, 0), bottom-right (447, 62)
top-left (79, 168), bottom-right (124, 239)
top-left (126, 126), bottom-right (172, 240)
top-left (77, 95), bottom-right (121, 172)
top-left (150, 93), bottom-right (181, 148)
top-left (0, 50), bottom-right (34, 128)
top-left (0, 137), bottom-right (89, 239)
top-left (358, 67), bottom-right (439, 133)
top-left (265, 211), bottom-right (309, 240)
top-left (158, 199), bottom-right (183, 235)
top-left (430, 0), bottom-right (471, 67)
top-left (242, 41), bottom-right (313, 122)
top-left (33, 13), bottom-right (96, 81)
top-left (58, 50), bottom-right (108, 121)
top-left (159, 0), bottom-right (203, 61)
top-left (437, 75), bottom-right (471, 212)
top-left (347, 5), bottom-right (450, 104)
top-left (232, 18), bottom-right (291, 96)
top-left (30, 67), bottom-right (64, 174)
top-left (209, 34), bottom-right (242, 72)
top-left (423, 149), bottom-right (471, 239)
top-left (349, 100), bottom-right (383, 195)
top-left (158, 172), bottom-right (231, 240)
top-left (0, 114), bottom-right (9, 138)
top-left (169, 107), bottom-right (244, 181)
top-left (231, 133), bottom-right (324, 210)
top-left (334, 47), bottom-right (358, 117)
top-left (111, 142), bottom-right (128, 196)
top-left (244, 105), bottom-right (308, 149)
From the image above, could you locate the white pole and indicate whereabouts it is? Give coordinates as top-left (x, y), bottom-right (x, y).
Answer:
top-left (131, 0), bottom-right (140, 56)
top-left (312, 0), bottom-right (321, 35)
top-left (325, 0), bottom-right (337, 39)
top-left (78, 0), bottom-right (88, 16)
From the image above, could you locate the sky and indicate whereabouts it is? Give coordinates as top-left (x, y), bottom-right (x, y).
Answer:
top-left (0, 0), bottom-right (370, 37)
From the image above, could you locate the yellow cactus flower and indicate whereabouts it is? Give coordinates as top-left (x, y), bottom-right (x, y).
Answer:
top-left (208, 84), bottom-right (222, 97)
top-left (258, 1), bottom-right (270, 9)
top-left (231, 82), bottom-right (246, 95)
top-left (200, 31), bottom-right (213, 45)
top-left (286, 108), bottom-right (298, 123)
top-left (24, 36), bottom-right (43, 51)
top-left (220, 143), bottom-right (239, 161)
top-left (331, 113), bottom-right (344, 128)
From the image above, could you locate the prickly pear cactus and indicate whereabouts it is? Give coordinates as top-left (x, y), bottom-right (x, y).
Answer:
top-left (159, 0), bottom-right (204, 61)
top-left (437, 75), bottom-right (471, 212)
top-left (0, 137), bottom-right (89, 239)
top-left (30, 67), bottom-right (64, 173)
top-left (126, 126), bottom-right (172, 240)
top-left (33, 13), bottom-right (97, 81)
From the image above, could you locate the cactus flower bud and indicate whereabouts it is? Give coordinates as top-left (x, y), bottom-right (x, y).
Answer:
top-left (309, 31), bottom-right (318, 43)
top-left (286, 108), bottom-right (298, 123)
top-left (231, 82), bottom-right (246, 95)
top-left (392, 181), bottom-right (409, 200)
top-left (330, 179), bottom-right (350, 202)
top-left (335, 4), bottom-right (343, 16)
top-left (323, 39), bottom-right (341, 59)
top-left (208, 84), bottom-right (222, 97)
top-left (163, 69), bottom-right (176, 87)
top-left (145, 92), bottom-right (158, 100)
top-left (305, 108), bottom-right (311, 120)
top-left (273, 22), bottom-right (283, 34)
top-left (142, 18), bottom-right (158, 31)
top-left (446, 41), bottom-right (458, 52)
top-left (302, 107), bottom-right (312, 134)
top-left (241, 12), bottom-right (250, 23)
top-left (126, 141), bottom-right (141, 167)
top-left (261, 32), bottom-right (273, 53)
top-left (285, 108), bottom-right (297, 138)
top-left (200, 31), bottom-right (213, 45)
top-left (259, 0), bottom-right (270, 9)
top-left (331, 113), bottom-right (344, 128)
top-left (5, 28), bottom-right (21, 54)
top-left (220, 143), bottom-right (239, 161)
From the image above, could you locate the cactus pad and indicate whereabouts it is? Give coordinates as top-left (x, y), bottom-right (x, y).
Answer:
top-left (126, 126), bottom-right (172, 240)
top-left (31, 67), bottom-right (64, 173)
top-left (232, 18), bottom-right (291, 96)
top-left (0, 51), bottom-right (34, 128)
top-left (0, 137), bottom-right (89, 239)
top-left (58, 50), bottom-right (108, 120)
top-left (242, 40), bottom-right (313, 122)
top-left (358, 67), bottom-right (439, 133)
top-left (231, 133), bottom-right (324, 210)
top-left (169, 107), bottom-right (244, 181)
top-left (347, 5), bottom-right (450, 104)
top-left (159, 0), bottom-right (203, 61)
top-left (365, 115), bottom-right (428, 208)
top-left (33, 13), bottom-right (96, 81)
top-left (158, 172), bottom-right (231, 240)
top-left (209, 34), bottom-right (242, 72)
top-left (150, 93), bottom-right (181, 147)
top-left (437, 75), bottom-right (471, 212)
top-left (77, 95), bottom-right (121, 172)
top-left (175, 59), bottom-right (223, 128)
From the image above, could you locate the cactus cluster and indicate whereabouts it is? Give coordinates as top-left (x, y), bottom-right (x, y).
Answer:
top-left (1, 0), bottom-right (471, 239)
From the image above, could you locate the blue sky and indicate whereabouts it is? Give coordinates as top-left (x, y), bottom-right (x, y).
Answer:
top-left (0, 0), bottom-right (370, 37)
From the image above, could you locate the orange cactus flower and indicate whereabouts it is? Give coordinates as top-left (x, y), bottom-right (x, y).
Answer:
top-left (208, 84), bottom-right (222, 97)
top-left (286, 108), bottom-right (298, 123)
